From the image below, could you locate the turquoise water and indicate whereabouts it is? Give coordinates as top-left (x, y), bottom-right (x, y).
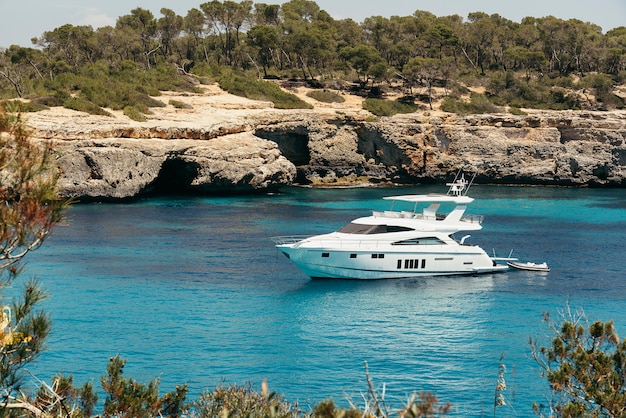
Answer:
top-left (16, 185), bottom-right (626, 416)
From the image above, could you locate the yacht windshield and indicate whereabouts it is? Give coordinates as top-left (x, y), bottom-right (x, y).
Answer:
top-left (392, 237), bottom-right (446, 245)
top-left (337, 223), bottom-right (413, 234)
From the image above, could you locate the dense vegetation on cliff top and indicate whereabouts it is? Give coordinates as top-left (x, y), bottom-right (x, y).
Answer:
top-left (1, 0), bottom-right (626, 117)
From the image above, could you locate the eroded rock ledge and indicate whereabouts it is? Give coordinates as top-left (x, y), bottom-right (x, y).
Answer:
top-left (26, 89), bottom-right (626, 200)
top-left (54, 134), bottom-right (295, 200)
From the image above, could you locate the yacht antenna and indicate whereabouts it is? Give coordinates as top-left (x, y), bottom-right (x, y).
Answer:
top-left (466, 172), bottom-right (477, 193)
top-left (446, 171), bottom-right (477, 196)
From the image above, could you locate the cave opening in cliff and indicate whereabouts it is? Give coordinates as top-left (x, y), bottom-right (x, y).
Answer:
top-left (255, 130), bottom-right (311, 166)
top-left (254, 130), bottom-right (312, 184)
top-left (151, 158), bottom-right (200, 195)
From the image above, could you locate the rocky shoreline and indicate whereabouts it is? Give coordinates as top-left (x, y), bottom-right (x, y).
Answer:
top-left (26, 85), bottom-right (626, 201)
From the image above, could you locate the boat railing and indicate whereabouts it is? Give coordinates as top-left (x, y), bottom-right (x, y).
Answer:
top-left (461, 214), bottom-right (483, 224)
top-left (372, 210), bottom-right (483, 224)
top-left (276, 236), bottom-right (461, 251)
top-left (272, 235), bottom-right (312, 245)
top-left (373, 210), bottom-right (444, 219)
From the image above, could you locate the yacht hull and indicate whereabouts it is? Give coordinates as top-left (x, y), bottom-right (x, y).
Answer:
top-left (277, 245), bottom-right (508, 279)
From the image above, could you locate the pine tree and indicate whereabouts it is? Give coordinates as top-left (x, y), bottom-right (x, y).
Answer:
top-left (0, 102), bottom-right (68, 415)
top-left (531, 306), bottom-right (626, 417)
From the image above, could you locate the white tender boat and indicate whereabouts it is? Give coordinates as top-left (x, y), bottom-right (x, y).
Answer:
top-left (274, 173), bottom-right (512, 279)
top-left (507, 261), bottom-right (550, 272)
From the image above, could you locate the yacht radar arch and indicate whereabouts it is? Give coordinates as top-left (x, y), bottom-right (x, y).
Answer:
top-left (446, 171), bottom-right (476, 197)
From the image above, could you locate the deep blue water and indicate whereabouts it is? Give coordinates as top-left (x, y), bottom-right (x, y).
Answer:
top-left (14, 185), bottom-right (626, 416)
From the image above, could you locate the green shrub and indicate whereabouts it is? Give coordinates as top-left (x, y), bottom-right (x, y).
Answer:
top-left (486, 71), bottom-right (585, 110)
top-left (531, 309), bottom-right (626, 417)
top-left (467, 92), bottom-right (499, 113)
top-left (0, 99), bottom-right (48, 112)
top-left (63, 97), bottom-right (111, 116)
top-left (123, 105), bottom-right (147, 121)
top-left (580, 73), bottom-right (624, 109)
top-left (193, 382), bottom-right (300, 418)
top-left (550, 76), bottom-right (575, 88)
top-left (33, 96), bottom-right (63, 108)
top-left (169, 99), bottom-right (192, 109)
top-left (101, 355), bottom-right (188, 418)
top-left (190, 62), bottom-right (223, 80)
top-left (440, 93), bottom-right (499, 115)
top-left (312, 398), bottom-right (365, 418)
top-left (218, 74), bottom-right (312, 109)
top-left (440, 96), bottom-right (463, 113)
top-left (35, 375), bottom-right (98, 417)
top-left (306, 90), bottom-right (346, 103)
top-left (53, 89), bottom-right (71, 101)
top-left (40, 61), bottom-right (195, 113)
top-left (363, 98), bottom-right (418, 116)
top-left (509, 106), bottom-right (527, 115)
top-left (133, 93), bottom-right (165, 109)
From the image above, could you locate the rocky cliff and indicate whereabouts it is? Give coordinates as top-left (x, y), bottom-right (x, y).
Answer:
top-left (26, 86), bottom-right (626, 200)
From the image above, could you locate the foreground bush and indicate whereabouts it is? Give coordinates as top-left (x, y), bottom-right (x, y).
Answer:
top-left (0, 104), bottom-right (68, 416)
top-left (531, 307), bottom-right (626, 417)
top-left (36, 355), bottom-right (188, 418)
top-left (30, 359), bottom-right (453, 417)
top-left (193, 381), bottom-right (299, 418)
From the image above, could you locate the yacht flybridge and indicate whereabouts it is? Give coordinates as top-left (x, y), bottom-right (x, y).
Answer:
top-left (274, 173), bottom-right (512, 279)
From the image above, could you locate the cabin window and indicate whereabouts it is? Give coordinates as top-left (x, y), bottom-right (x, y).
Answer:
top-left (337, 223), bottom-right (414, 234)
top-left (392, 237), bottom-right (445, 246)
top-left (399, 259), bottom-right (425, 269)
top-left (386, 225), bottom-right (414, 233)
top-left (350, 254), bottom-right (357, 258)
top-left (322, 253), bottom-right (329, 258)
top-left (371, 253), bottom-right (385, 259)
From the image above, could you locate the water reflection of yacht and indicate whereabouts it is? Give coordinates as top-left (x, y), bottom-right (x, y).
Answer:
top-left (274, 173), bottom-right (511, 280)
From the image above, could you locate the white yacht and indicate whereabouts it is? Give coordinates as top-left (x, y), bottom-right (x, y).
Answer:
top-left (274, 173), bottom-right (511, 279)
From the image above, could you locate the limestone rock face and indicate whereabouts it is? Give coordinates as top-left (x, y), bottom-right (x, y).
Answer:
top-left (373, 111), bottom-right (626, 186)
top-left (173, 133), bottom-right (297, 193)
top-left (52, 134), bottom-right (296, 201)
top-left (25, 88), bottom-right (626, 200)
top-left (257, 110), bottom-right (626, 187)
top-left (55, 140), bottom-right (165, 200)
